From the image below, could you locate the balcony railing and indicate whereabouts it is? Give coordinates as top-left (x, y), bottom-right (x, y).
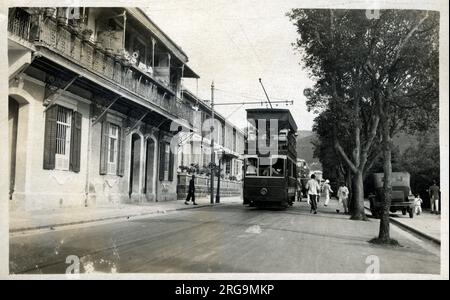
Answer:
top-left (8, 8), bottom-right (193, 125)
top-left (8, 8), bottom-right (31, 41)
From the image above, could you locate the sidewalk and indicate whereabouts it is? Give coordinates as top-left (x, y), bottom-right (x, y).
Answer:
top-left (10, 196), bottom-right (242, 233)
top-left (364, 200), bottom-right (441, 244)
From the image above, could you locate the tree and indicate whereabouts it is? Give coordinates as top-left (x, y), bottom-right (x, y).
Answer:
top-left (361, 10), bottom-right (439, 244)
top-left (288, 9), bottom-right (383, 220)
top-left (312, 106), bottom-right (382, 212)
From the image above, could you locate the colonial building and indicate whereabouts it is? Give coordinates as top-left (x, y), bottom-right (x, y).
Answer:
top-left (176, 89), bottom-right (245, 199)
top-left (8, 7), bottom-right (199, 210)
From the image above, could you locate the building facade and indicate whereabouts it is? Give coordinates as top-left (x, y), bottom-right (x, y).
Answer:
top-left (8, 7), bottom-right (199, 210)
top-left (176, 89), bottom-right (245, 199)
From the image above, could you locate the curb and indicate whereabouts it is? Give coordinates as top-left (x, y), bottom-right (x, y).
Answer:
top-left (10, 202), bottom-right (222, 234)
top-left (364, 205), bottom-right (440, 246)
top-left (388, 217), bottom-right (441, 246)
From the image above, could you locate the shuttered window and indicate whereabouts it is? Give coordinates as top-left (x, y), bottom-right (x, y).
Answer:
top-left (100, 120), bottom-right (124, 176)
top-left (164, 143), bottom-right (170, 181)
top-left (43, 104), bottom-right (82, 172)
top-left (225, 159), bottom-right (231, 174)
top-left (117, 126), bottom-right (125, 176)
top-left (159, 141), bottom-right (174, 181)
top-left (55, 106), bottom-right (72, 170)
top-left (70, 111), bottom-right (82, 172)
top-left (168, 144), bottom-right (174, 182)
top-left (159, 141), bottom-right (165, 181)
top-left (107, 124), bottom-right (119, 174)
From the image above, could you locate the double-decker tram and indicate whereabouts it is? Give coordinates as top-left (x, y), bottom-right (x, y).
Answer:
top-left (243, 109), bottom-right (298, 208)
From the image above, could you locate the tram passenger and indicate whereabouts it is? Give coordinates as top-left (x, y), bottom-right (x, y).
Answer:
top-left (246, 159), bottom-right (257, 175)
top-left (263, 166), bottom-right (280, 176)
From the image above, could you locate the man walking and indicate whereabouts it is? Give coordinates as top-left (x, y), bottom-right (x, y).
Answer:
top-left (297, 178), bottom-right (303, 202)
top-left (185, 175), bottom-right (198, 205)
top-left (428, 180), bottom-right (440, 214)
top-left (306, 174), bottom-right (320, 214)
top-left (337, 182), bottom-right (349, 214)
top-left (322, 179), bottom-right (333, 206)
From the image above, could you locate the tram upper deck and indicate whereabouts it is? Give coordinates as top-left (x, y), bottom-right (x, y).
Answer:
top-left (245, 108), bottom-right (297, 157)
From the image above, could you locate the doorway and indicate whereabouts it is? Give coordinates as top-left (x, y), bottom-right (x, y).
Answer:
top-left (129, 133), bottom-right (141, 199)
top-left (144, 138), bottom-right (155, 198)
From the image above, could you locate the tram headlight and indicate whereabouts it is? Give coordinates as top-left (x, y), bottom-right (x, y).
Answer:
top-left (260, 188), bottom-right (268, 196)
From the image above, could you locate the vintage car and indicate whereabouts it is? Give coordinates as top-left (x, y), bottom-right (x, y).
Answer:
top-left (367, 172), bottom-right (416, 218)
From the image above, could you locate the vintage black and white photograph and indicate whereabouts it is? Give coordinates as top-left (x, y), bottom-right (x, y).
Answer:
top-left (1, 0), bottom-right (448, 280)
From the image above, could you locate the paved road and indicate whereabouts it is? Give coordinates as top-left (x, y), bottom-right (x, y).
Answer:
top-left (10, 200), bottom-right (440, 274)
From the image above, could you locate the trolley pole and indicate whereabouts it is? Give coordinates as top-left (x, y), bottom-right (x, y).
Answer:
top-left (258, 78), bottom-right (273, 109)
top-left (210, 81), bottom-right (215, 204)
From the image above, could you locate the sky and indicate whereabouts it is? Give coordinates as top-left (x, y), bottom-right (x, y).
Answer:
top-left (144, 0), bottom-right (317, 131)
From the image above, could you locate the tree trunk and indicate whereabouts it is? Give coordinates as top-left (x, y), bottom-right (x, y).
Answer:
top-left (346, 171), bottom-right (353, 204)
top-left (378, 137), bottom-right (392, 241)
top-left (374, 100), bottom-right (398, 245)
top-left (351, 170), bottom-right (368, 220)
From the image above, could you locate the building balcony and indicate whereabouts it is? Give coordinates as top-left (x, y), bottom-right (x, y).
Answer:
top-left (8, 8), bottom-right (193, 126)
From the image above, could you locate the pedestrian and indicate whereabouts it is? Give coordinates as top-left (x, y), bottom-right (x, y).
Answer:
top-left (336, 182), bottom-right (349, 214)
top-left (414, 194), bottom-right (423, 216)
top-left (297, 178), bottom-right (303, 202)
top-left (306, 174), bottom-right (320, 214)
top-left (322, 179), bottom-right (333, 207)
top-left (428, 180), bottom-right (440, 214)
top-left (185, 174), bottom-right (198, 205)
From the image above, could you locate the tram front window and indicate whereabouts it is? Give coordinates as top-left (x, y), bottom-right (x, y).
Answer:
top-left (260, 158), bottom-right (284, 177)
top-left (259, 157), bottom-right (271, 176)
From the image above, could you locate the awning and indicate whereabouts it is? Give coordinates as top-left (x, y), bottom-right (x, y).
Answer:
top-left (183, 64), bottom-right (200, 79)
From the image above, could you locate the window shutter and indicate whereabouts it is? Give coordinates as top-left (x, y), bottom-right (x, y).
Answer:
top-left (70, 111), bottom-right (82, 172)
top-left (117, 126), bottom-right (125, 176)
top-left (43, 105), bottom-right (58, 170)
top-left (159, 141), bottom-right (165, 181)
top-left (99, 121), bottom-right (109, 175)
top-left (168, 148), bottom-right (174, 181)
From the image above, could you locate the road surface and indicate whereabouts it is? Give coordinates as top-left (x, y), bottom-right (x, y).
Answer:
top-left (10, 201), bottom-right (440, 274)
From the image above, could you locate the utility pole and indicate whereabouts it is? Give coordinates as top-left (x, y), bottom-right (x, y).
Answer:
top-left (216, 150), bottom-right (224, 203)
top-left (210, 81), bottom-right (215, 204)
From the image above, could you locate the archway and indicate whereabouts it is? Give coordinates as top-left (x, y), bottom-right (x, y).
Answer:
top-left (9, 97), bottom-right (19, 199)
top-left (8, 86), bottom-right (32, 208)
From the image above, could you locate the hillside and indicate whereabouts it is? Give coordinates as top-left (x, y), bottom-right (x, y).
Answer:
top-left (296, 130), bottom-right (426, 171)
top-left (296, 131), bottom-right (322, 170)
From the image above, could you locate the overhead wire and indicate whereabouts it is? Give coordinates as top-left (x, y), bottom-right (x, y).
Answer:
top-left (214, 87), bottom-right (290, 101)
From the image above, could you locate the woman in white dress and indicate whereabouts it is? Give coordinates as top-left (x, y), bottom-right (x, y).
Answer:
top-left (322, 179), bottom-right (333, 206)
